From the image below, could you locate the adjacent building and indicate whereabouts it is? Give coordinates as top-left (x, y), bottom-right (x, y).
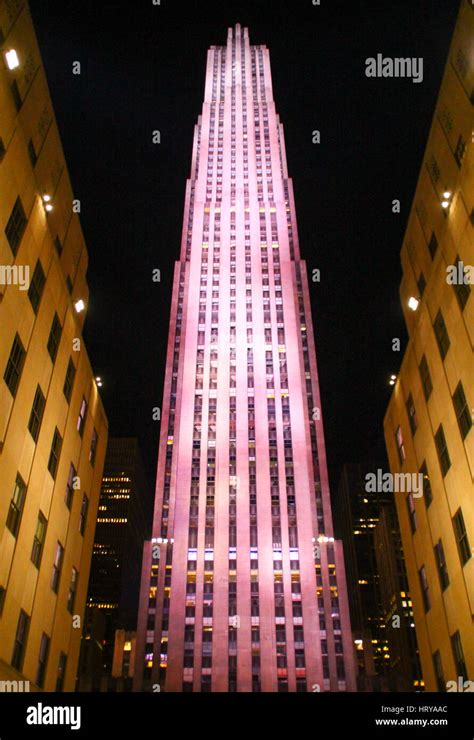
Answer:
top-left (0, 0), bottom-right (108, 691)
top-left (384, 0), bottom-right (473, 691)
top-left (374, 506), bottom-right (423, 692)
top-left (335, 463), bottom-right (422, 692)
top-left (134, 24), bottom-right (356, 692)
top-left (78, 437), bottom-right (149, 690)
top-left (334, 463), bottom-right (392, 691)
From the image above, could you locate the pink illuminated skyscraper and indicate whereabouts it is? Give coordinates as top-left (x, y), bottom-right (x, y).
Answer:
top-left (134, 24), bottom-right (356, 692)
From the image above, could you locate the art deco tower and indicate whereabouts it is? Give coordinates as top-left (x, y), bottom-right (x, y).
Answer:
top-left (134, 24), bottom-right (356, 692)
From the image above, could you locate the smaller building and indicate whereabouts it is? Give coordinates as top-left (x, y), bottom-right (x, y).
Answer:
top-left (111, 630), bottom-right (137, 692)
top-left (334, 463), bottom-right (421, 691)
top-left (374, 506), bottom-right (423, 691)
top-left (77, 438), bottom-right (150, 690)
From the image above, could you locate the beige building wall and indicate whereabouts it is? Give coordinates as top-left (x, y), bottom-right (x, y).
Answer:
top-left (0, 0), bottom-right (108, 691)
top-left (384, 0), bottom-right (473, 692)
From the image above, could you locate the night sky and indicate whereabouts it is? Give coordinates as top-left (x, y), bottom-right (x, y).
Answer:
top-left (29, 0), bottom-right (458, 511)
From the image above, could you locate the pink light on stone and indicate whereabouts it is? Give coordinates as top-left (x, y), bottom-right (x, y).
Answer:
top-left (133, 23), bottom-right (356, 693)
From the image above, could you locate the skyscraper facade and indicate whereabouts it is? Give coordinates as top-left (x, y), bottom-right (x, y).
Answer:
top-left (384, 1), bottom-right (473, 691)
top-left (134, 24), bottom-right (356, 692)
top-left (0, 0), bottom-right (108, 690)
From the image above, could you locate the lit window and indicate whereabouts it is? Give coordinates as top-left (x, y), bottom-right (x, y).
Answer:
top-left (77, 397), bottom-right (88, 437)
top-left (395, 426), bottom-right (405, 464)
top-left (5, 49), bottom-right (20, 69)
top-left (31, 512), bottom-right (47, 568)
top-left (51, 542), bottom-right (64, 593)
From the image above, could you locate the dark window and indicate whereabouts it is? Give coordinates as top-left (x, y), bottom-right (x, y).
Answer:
top-left (47, 313), bottom-right (62, 362)
top-left (63, 358), bottom-right (76, 403)
top-left (435, 425), bottom-right (451, 477)
top-left (451, 631), bottom-right (468, 681)
top-left (54, 235), bottom-right (63, 256)
top-left (433, 310), bottom-right (450, 359)
top-left (27, 260), bottom-right (46, 314)
top-left (65, 463), bottom-right (76, 509)
top-left (406, 493), bottom-right (417, 533)
top-left (89, 429), bottom-right (98, 466)
top-left (420, 462), bottom-right (433, 507)
top-left (4, 333), bottom-right (26, 396)
top-left (6, 474), bottom-right (27, 538)
top-left (419, 355), bottom-right (433, 401)
top-left (419, 565), bottom-right (431, 612)
top-left (406, 394), bottom-right (417, 435)
top-left (453, 509), bottom-right (471, 566)
top-left (427, 231), bottom-right (438, 259)
top-left (48, 428), bottom-right (62, 479)
top-left (28, 385), bottom-right (46, 442)
top-left (51, 541), bottom-right (64, 593)
top-left (66, 275), bottom-right (73, 294)
top-left (417, 272), bottom-right (426, 297)
top-left (67, 568), bottom-right (78, 614)
top-left (79, 494), bottom-right (89, 536)
top-left (10, 80), bottom-right (22, 111)
top-left (432, 651), bottom-right (445, 692)
top-left (56, 652), bottom-right (67, 691)
top-left (0, 136), bottom-right (5, 161)
top-left (452, 256), bottom-right (471, 310)
top-left (453, 381), bottom-right (472, 440)
top-left (36, 633), bottom-right (50, 688)
top-left (11, 610), bottom-right (29, 670)
top-left (31, 512), bottom-right (47, 568)
top-left (434, 539), bottom-right (449, 591)
top-left (454, 134), bottom-right (466, 167)
top-left (5, 196), bottom-right (27, 255)
top-left (27, 139), bottom-right (37, 167)
top-left (77, 397), bottom-right (87, 437)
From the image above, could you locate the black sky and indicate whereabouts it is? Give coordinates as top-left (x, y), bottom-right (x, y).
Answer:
top-left (29, 0), bottom-right (458, 503)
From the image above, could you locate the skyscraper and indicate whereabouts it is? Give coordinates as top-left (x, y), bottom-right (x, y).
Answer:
top-left (134, 24), bottom-right (356, 693)
top-left (0, 0), bottom-right (108, 690)
top-left (384, 1), bottom-right (473, 691)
